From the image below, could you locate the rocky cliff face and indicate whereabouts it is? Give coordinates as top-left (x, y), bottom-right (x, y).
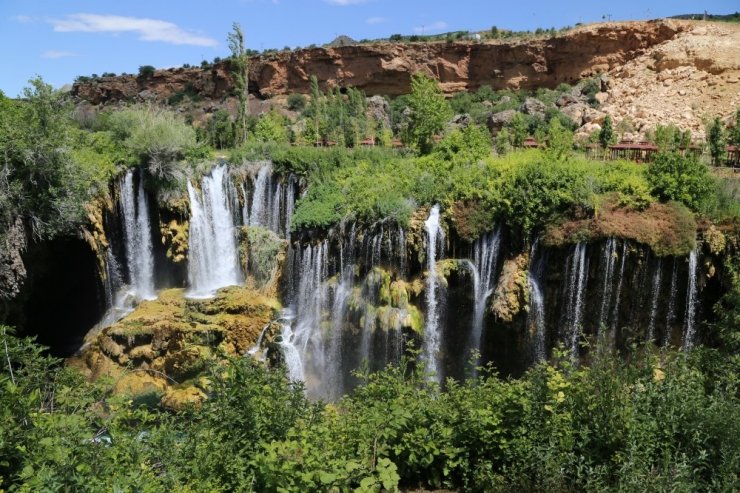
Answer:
top-left (72, 20), bottom-right (685, 104)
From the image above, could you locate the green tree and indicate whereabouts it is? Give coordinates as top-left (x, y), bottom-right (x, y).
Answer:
top-left (545, 117), bottom-right (573, 161)
top-left (495, 128), bottom-right (511, 155)
top-left (729, 108), bottom-right (740, 146)
top-left (406, 73), bottom-right (452, 153)
top-left (647, 152), bottom-right (714, 211)
top-left (205, 110), bottom-right (235, 149)
top-left (307, 75), bottom-right (324, 145)
top-left (509, 112), bottom-right (528, 148)
top-left (707, 116), bottom-right (726, 165)
top-left (228, 22), bottom-right (249, 145)
top-left (253, 110), bottom-right (289, 144)
top-left (599, 115), bottom-right (615, 149)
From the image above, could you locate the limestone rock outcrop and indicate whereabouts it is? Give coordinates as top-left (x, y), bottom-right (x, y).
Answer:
top-left (72, 20), bottom-right (685, 103)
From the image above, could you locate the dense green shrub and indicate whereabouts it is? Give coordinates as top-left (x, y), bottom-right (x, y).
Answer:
top-left (102, 105), bottom-right (197, 187)
top-left (138, 65), bottom-right (156, 78)
top-left (253, 110), bottom-right (289, 144)
top-left (647, 152), bottom-right (714, 211)
top-left (286, 93), bottom-right (306, 112)
top-left (2, 323), bottom-right (738, 492)
top-left (0, 80), bottom-right (116, 239)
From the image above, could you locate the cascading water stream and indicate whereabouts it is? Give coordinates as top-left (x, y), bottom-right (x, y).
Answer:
top-left (249, 165), bottom-right (272, 228)
top-left (664, 259), bottom-right (679, 346)
top-left (647, 258), bottom-right (663, 342)
top-left (682, 249), bottom-right (699, 350)
top-left (598, 238), bottom-right (618, 337)
top-left (289, 241), bottom-right (335, 399)
top-left (422, 205), bottom-right (445, 381)
top-left (609, 241), bottom-right (628, 334)
top-left (120, 170), bottom-right (156, 300)
top-left (187, 165), bottom-right (241, 298)
top-left (527, 239), bottom-right (546, 362)
top-left (467, 228), bottom-right (502, 366)
top-left (563, 242), bottom-right (588, 360)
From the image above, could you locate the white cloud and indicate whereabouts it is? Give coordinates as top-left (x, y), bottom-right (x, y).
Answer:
top-left (50, 14), bottom-right (218, 47)
top-left (413, 21), bottom-right (448, 34)
top-left (10, 15), bottom-right (34, 23)
top-left (42, 50), bottom-right (78, 59)
top-left (325, 0), bottom-right (370, 5)
top-left (366, 16), bottom-right (388, 24)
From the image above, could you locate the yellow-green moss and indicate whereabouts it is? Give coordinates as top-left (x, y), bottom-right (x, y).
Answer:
top-left (491, 253), bottom-right (529, 322)
top-left (78, 286), bottom-right (281, 398)
top-left (239, 226), bottom-right (287, 295)
top-left (160, 219), bottom-right (189, 263)
top-left (543, 197), bottom-right (696, 257)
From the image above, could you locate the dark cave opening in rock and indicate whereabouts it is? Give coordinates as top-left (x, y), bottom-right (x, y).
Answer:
top-left (11, 237), bottom-right (104, 357)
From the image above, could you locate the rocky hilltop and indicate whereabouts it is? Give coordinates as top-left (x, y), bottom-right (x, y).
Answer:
top-left (73, 20), bottom-right (684, 102)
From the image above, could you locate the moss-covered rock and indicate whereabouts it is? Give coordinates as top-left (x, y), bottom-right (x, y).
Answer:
top-left (77, 286), bottom-right (280, 402)
top-left (491, 253), bottom-right (529, 322)
top-left (543, 197), bottom-right (696, 257)
top-left (160, 219), bottom-right (189, 263)
top-left (239, 226), bottom-right (287, 295)
top-left (161, 385), bottom-right (207, 411)
top-left (113, 372), bottom-right (168, 407)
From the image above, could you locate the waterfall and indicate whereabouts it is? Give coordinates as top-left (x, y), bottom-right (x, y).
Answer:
top-left (119, 170), bottom-right (156, 300)
top-left (664, 259), bottom-right (679, 346)
top-left (468, 228), bottom-right (502, 364)
top-left (289, 241), bottom-right (335, 399)
top-left (562, 243), bottom-right (589, 359)
top-left (682, 250), bottom-right (699, 351)
top-left (248, 165), bottom-right (272, 228)
top-left (647, 258), bottom-right (663, 342)
top-left (527, 239), bottom-right (546, 362)
top-left (609, 241), bottom-right (628, 333)
top-left (422, 205), bottom-right (445, 381)
top-left (284, 175), bottom-right (296, 236)
top-left (598, 238), bottom-right (618, 336)
top-left (187, 165), bottom-right (242, 298)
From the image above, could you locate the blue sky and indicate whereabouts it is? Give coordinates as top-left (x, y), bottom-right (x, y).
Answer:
top-left (0, 0), bottom-right (737, 97)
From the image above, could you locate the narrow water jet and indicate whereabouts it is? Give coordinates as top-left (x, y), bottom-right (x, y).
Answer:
top-left (664, 258), bottom-right (679, 346)
top-left (562, 242), bottom-right (588, 360)
top-left (610, 241), bottom-right (628, 334)
top-left (598, 238), bottom-right (618, 337)
top-left (647, 258), bottom-right (663, 342)
top-left (422, 205), bottom-right (445, 381)
top-left (682, 249), bottom-right (699, 350)
top-left (468, 228), bottom-right (501, 366)
top-left (527, 239), bottom-right (546, 362)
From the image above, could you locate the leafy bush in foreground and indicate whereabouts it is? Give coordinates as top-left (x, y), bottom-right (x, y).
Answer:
top-left (1, 323), bottom-right (738, 492)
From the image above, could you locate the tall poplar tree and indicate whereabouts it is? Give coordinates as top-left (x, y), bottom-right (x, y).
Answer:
top-left (228, 23), bottom-right (249, 145)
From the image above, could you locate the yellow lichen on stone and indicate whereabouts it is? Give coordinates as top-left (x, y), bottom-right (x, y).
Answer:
top-left (113, 372), bottom-right (168, 399)
top-left (703, 225), bottom-right (726, 256)
top-left (76, 285), bottom-right (281, 399)
top-left (161, 385), bottom-right (207, 411)
top-left (491, 253), bottom-right (530, 322)
top-left (160, 219), bottom-right (189, 263)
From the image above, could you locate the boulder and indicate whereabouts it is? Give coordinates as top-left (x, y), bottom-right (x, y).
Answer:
top-left (520, 97), bottom-right (547, 116)
top-left (575, 122), bottom-right (602, 140)
top-left (449, 113), bottom-right (472, 130)
top-left (486, 109), bottom-right (517, 133)
top-left (560, 103), bottom-right (589, 126)
top-left (583, 107), bottom-right (607, 124)
top-left (367, 95), bottom-right (392, 129)
top-left (594, 91), bottom-right (609, 105)
top-left (556, 93), bottom-right (584, 107)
